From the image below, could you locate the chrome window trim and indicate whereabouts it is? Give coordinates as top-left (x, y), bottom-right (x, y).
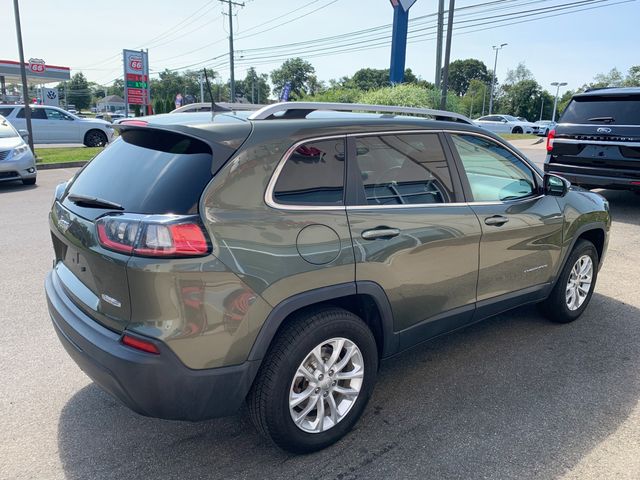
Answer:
top-left (558, 123), bottom-right (640, 128)
top-left (554, 138), bottom-right (640, 147)
top-left (265, 129), bottom-right (544, 212)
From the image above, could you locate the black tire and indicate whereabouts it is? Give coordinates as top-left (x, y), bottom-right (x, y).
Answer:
top-left (512, 126), bottom-right (524, 134)
top-left (540, 239), bottom-right (599, 323)
top-left (84, 129), bottom-right (108, 147)
top-left (247, 307), bottom-right (378, 453)
top-left (22, 177), bottom-right (36, 186)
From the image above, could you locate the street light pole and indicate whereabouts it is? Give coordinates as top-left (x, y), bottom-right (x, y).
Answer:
top-left (488, 43), bottom-right (507, 115)
top-left (551, 81), bottom-right (568, 122)
top-left (12, 0), bottom-right (34, 153)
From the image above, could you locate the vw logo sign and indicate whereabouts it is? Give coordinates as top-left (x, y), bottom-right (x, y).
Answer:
top-left (597, 127), bottom-right (612, 134)
top-left (46, 90), bottom-right (57, 99)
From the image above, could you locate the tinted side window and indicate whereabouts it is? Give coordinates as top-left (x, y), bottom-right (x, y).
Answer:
top-left (355, 133), bottom-right (454, 206)
top-left (273, 139), bottom-right (345, 206)
top-left (451, 134), bottom-right (536, 202)
top-left (45, 108), bottom-right (72, 120)
top-left (17, 107), bottom-right (46, 119)
top-left (0, 107), bottom-right (14, 117)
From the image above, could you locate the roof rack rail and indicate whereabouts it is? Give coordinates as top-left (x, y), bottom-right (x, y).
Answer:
top-left (247, 102), bottom-right (474, 125)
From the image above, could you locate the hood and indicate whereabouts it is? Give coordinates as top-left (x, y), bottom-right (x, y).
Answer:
top-left (79, 117), bottom-right (112, 126)
top-left (0, 136), bottom-right (23, 150)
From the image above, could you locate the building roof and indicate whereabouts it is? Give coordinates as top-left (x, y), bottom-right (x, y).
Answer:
top-left (98, 95), bottom-right (125, 104)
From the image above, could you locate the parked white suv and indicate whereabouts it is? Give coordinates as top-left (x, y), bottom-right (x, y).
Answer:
top-left (0, 105), bottom-right (113, 147)
top-left (474, 115), bottom-right (539, 135)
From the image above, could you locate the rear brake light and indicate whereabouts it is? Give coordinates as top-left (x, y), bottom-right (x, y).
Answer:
top-left (96, 216), bottom-right (210, 257)
top-left (119, 120), bottom-right (148, 126)
top-left (121, 334), bottom-right (160, 354)
top-left (546, 129), bottom-right (556, 152)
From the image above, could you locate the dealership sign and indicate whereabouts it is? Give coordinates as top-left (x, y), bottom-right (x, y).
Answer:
top-left (123, 49), bottom-right (149, 107)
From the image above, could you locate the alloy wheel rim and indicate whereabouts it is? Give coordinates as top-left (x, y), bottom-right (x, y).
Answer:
top-left (289, 337), bottom-right (364, 434)
top-left (565, 254), bottom-right (593, 311)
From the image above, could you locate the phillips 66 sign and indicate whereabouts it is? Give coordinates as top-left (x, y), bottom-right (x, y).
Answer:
top-left (123, 49), bottom-right (149, 107)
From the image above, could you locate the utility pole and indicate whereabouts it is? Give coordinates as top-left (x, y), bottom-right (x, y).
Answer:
top-left (539, 96), bottom-right (544, 121)
top-left (199, 73), bottom-right (204, 102)
top-left (220, 0), bottom-right (244, 103)
top-left (488, 43), bottom-right (507, 115)
top-left (434, 0), bottom-right (444, 88)
top-left (481, 83), bottom-right (487, 116)
top-left (12, 0), bottom-right (34, 153)
top-left (439, 0), bottom-right (455, 110)
top-left (551, 81), bottom-right (567, 122)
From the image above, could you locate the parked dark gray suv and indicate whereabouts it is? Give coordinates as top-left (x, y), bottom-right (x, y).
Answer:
top-left (46, 102), bottom-right (610, 453)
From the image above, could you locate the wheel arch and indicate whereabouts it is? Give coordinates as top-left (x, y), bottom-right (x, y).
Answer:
top-left (247, 282), bottom-right (398, 364)
top-left (553, 222), bottom-right (607, 288)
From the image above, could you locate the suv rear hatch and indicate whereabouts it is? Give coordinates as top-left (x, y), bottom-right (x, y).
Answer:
top-left (547, 92), bottom-right (640, 182)
top-left (49, 122), bottom-right (250, 333)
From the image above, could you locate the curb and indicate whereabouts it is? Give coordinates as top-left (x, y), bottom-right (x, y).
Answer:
top-left (36, 161), bottom-right (87, 170)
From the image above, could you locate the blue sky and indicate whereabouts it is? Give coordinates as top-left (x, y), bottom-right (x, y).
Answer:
top-left (2, 0), bottom-right (638, 95)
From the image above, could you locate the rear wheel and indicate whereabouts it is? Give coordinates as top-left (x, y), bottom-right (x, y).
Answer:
top-left (512, 126), bottom-right (524, 134)
top-left (247, 307), bottom-right (378, 453)
top-left (540, 239), bottom-right (599, 323)
top-left (84, 129), bottom-right (108, 147)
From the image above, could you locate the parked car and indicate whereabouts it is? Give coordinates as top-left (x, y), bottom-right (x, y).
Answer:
top-left (545, 87), bottom-right (640, 191)
top-left (474, 114), bottom-right (539, 134)
top-left (535, 120), bottom-right (557, 136)
top-left (1, 105), bottom-right (113, 146)
top-left (0, 114), bottom-right (36, 185)
top-left (46, 102), bottom-right (610, 453)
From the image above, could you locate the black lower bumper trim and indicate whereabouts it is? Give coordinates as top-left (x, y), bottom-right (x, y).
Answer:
top-left (46, 270), bottom-right (259, 421)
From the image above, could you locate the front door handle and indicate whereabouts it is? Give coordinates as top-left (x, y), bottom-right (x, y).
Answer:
top-left (361, 227), bottom-right (400, 240)
top-left (484, 215), bottom-right (509, 226)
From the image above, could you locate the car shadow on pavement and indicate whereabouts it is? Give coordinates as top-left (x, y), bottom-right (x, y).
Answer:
top-left (0, 181), bottom-right (37, 193)
top-left (57, 293), bottom-right (640, 480)
top-left (598, 189), bottom-right (640, 227)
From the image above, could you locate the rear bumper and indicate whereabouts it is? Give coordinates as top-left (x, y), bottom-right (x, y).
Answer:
top-left (45, 269), bottom-right (259, 421)
top-left (544, 162), bottom-right (640, 190)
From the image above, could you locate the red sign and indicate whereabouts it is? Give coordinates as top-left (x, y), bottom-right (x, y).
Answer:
top-left (128, 95), bottom-right (144, 105)
top-left (126, 73), bottom-right (147, 81)
top-left (127, 88), bottom-right (145, 96)
top-left (28, 58), bottom-right (46, 73)
top-left (128, 56), bottom-right (143, 71)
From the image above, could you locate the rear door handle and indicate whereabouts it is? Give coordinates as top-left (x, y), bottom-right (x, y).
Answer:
top-left (484, 215), bottom-right (509, 226)
top-left (361, 227), bottom-right (400, 240)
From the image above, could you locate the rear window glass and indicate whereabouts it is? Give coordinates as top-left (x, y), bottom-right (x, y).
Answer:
top-left (65, 129), bottom-right (212, 214)
top-left (560, 95), bottom-right (640, 125)
top-left (273, 139), bottom-right (345, 206)
top-left (0, 107), bottom-right (14, 117)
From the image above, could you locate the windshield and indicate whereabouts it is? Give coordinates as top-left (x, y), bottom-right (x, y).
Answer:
top-left (0, 119), bottom-right (18, 139)
top-left (560, 94), bottom-right (640, 125)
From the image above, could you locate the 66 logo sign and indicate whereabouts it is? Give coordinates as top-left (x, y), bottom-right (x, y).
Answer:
top-left (28, 58), bottom-right (46, 74)
top-left (129, 56), bottom-right (143, 71)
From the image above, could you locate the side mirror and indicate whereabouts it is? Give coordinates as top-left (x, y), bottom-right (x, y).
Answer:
top-left (18, 129), bottom-right (29, 142)
top-left (544, 173), bottom-right (570, 197)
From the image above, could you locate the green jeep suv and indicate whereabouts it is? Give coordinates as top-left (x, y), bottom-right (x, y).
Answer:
top-left (45, 102), bottom-right (610, 453)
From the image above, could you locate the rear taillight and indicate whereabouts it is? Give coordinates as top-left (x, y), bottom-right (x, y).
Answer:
top-left (121, 333), bottom-right (160, 354)
top-left (546, 129), bottom-right (556, 152)
top-left (96, 216), bottom-right (210, 257)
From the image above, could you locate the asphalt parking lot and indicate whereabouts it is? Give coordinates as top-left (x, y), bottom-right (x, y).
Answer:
top-left (1, 164), bottom-right (639, 480)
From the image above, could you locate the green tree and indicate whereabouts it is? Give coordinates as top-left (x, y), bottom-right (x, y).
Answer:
top-left (501, 79), bottom-right (542, 120)
top-left (460, 78), bottom-right (489, 118)
top-left (359, 84), bottom-right (461, 113)
top-left (153, 97), bottom-right (165, 114)
top-left (234, 67), bottom-right (270, 103)
top-left (505, 62), bottom-right (535, 85)
top-left (340, 67), bottom-right (418, 90)
top-left (270, 58), bottom-right (317, 99)
top-left (67, 72), bottom-right (91, 111)
top-left (446, 59), bottom-right (491, 96)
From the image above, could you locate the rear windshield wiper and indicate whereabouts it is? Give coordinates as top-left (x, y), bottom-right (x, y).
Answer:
top-left (67, 193), bottom-right (124, 210)
top-left (587, 116), bottom-right (615, 123)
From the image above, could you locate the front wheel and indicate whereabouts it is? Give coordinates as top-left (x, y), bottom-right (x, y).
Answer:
top-left (84, 129), bottom-right (107, 147)
top-left (540, 239), bottom-right (599, 323)
top-left (512, 126), bottom-right (524, 134)
top-left (247, 307), bottom-right (378, 453)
